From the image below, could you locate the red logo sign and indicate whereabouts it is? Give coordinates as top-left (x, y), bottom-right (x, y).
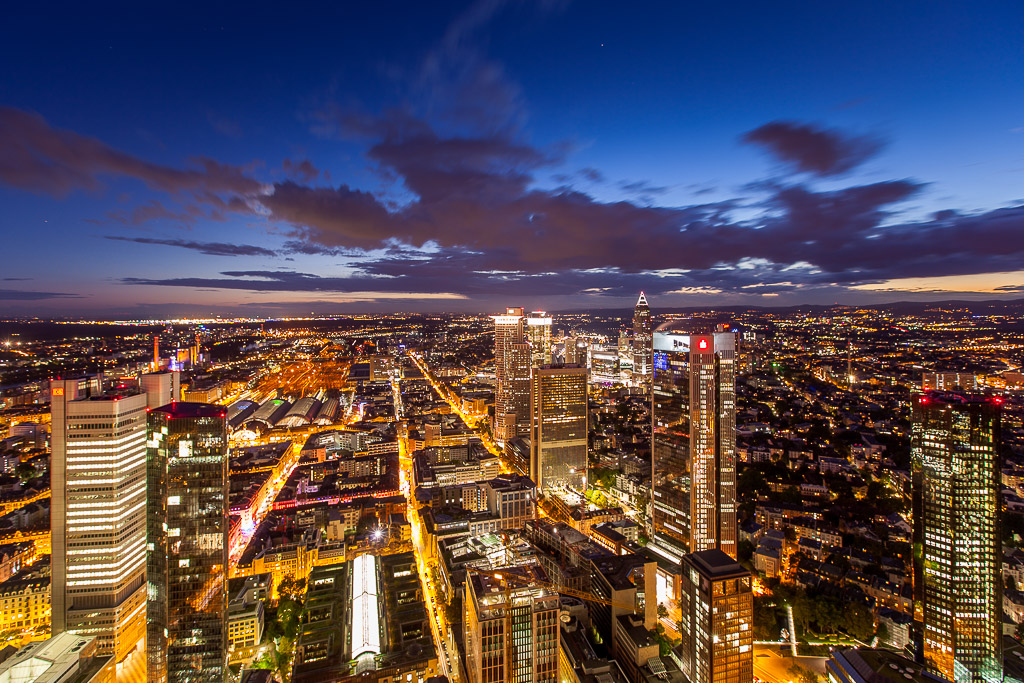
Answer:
top-left (698, 339), bottom-right (708, 350)
top-left (52, 387), bottom-right (64, 396)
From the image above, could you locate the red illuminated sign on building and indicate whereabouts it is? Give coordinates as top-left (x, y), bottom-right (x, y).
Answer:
top-left (698, 339), bottom-right (708, 350)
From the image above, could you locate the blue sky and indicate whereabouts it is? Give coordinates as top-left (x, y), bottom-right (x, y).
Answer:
top-left (1, 0), bottom-right (1023, 317)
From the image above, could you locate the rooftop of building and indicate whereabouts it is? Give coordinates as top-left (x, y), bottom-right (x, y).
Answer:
top-left (615, 613), bottom-right (656, 647)
top-left (0, 632), bottom-right (112, 683)
top-left (917, 390), bottom-right (1003, 407)
top-left (150, 401), bottom-right (226, 418)
top-left (829, 648), bottom-right (947, 683)
top-left (592, 553), bottom-right (649, 591)
top-left (58, 382), bottom-right (143, 402)
top-left (292, 551), bottom-right (435, 683)
top-left (686, 548), bottom-right (750, 579)
top-left (1003, 637), bottom-right (1024, 683)
top-left (468, 563), bottom-right (558, 614)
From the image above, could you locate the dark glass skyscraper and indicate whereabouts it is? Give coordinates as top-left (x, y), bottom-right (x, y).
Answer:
top-left (651, 326), bottom-right (736, 561)
top-left (147, 402), bottom-right (229, 683)
top-left (912, 391), bottom-right (1002, 683)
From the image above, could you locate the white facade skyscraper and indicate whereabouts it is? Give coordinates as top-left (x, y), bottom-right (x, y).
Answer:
top-left (50, 371), bottom-right (179, 681)
top-left (50, 373), bottom-right (180, 682)
top-left (493, 307), bottom-right (531, 445)
top-left (525, 311), bottom-right (552, 367)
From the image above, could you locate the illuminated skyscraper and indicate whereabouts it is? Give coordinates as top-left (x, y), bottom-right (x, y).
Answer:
top-left (650, 325), bottom-right (737, 561)
top-left (464, 566), bottom-right (559, 683)
top-left (921, 372), bottom-right (978, 392)
top-left (530, 364), bottom-right (587, 494)
top-left (493, 307), bottom-right (531, 445)
top-left (632, 291), bottom-right (653, 384)
top-left (912, 391), bottom-right (1002, 683)
top-left (679, 549), bottom-right (753, 683)
top-left (526, 311), bottom-right (553, 367)
top-left (147, 403), bottom-right (229, 683)
top-left (564, 337), bottom-right (589, 368)
top-left (590, 345), bottom-right (620, 385)
top-left (50, 375), bottom-right (149, 681)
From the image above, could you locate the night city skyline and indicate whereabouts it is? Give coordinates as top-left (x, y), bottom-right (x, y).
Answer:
top-left (2, 1), bottom-right (1024, 317)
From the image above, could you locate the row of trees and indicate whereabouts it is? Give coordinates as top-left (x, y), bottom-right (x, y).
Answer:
top-left (251, 577), bottom-right (307, 678)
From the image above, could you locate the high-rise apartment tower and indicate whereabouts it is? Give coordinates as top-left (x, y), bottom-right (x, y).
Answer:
top-left (464, 566), bottom-right (559, 683)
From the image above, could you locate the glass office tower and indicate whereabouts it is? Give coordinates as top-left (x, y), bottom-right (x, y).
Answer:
top-left (493, 307), bottom-right (532, 445)
top-left (526, 311), bottom-right (553, 367)
top-left (147, 402), bottom-right (229, 683)
top-left (912, 391), bottom-right (1002, 683)
top-left (651, 325), bottom-right (737, 561)
top-left (530, 363), bottom-right (588, 494)
top-left (679, 549), bottom-right (753, 683)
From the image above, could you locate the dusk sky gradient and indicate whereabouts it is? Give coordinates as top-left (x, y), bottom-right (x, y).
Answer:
top-left (2, 1), bottom-right (1024, 317)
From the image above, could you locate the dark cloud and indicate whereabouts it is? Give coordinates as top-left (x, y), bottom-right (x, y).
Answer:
top-left (104, 236), bottom-right (276, 257)
top-left (0, 106), bottom-right (262, 197)
top-left (742, 121), bottom-right (883, 176)
top-left (279, 240), bottom-right (365, 256)
top-left (260, 182), bottom-right (397, 249)
top-left (0, 289), bottom-right (82, 300)
top-left (3, 99), bottom-right (1024, 304)
top-left (105, 200), bottom-right (208, 226)
top-left (123, 270), bottom-right (442, 294)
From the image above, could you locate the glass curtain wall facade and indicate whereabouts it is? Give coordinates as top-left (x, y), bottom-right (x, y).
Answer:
top-left (912, 392), bottom-right (1002, 683)
top-left (526, 312), bottom-right (553, 367)
top-left (651, 329), bottom-right (737, 560)
top-left (493, 307), bottom-right (531, 445)
top-left (464, 570), bottom-right (559, 683)
top-left (147, 402), bottom-right (229, 683)
top-left (679, 549), bottom-right (753, 683)
top-left (530, 364), bottom-right (588, 494)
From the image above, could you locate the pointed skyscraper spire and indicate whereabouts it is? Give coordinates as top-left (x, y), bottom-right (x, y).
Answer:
top-left (632, 291), bottom-right (652, 385)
